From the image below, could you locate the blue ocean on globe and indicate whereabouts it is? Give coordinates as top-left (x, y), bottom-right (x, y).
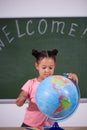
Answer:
top-left (35, 75), bottom-right (80, 122)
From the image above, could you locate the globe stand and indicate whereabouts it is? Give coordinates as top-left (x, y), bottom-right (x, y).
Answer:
top-left (48, 122), bottom-right (64, 130)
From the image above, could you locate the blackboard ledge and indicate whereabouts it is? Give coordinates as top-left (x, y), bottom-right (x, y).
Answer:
top-left (0, 98), bottom-right (87, 104)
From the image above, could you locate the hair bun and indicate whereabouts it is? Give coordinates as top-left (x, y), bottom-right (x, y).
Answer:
top-left (32, 49), bottom-right (40, 58)
top-left (52, 49), bottom-right (58, 56)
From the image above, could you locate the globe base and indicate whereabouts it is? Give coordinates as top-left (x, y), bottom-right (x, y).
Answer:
top-left (48, 122), bottom-right (64, 130)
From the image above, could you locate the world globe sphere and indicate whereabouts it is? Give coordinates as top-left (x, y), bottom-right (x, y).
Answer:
top-left (35, 75), bottom-right (80, 122)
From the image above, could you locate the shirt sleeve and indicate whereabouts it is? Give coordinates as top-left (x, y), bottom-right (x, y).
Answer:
top-left (21, 79), bottom-right (33, 95)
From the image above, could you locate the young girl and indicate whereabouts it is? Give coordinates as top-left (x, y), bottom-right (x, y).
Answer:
top-left (16, 49), bottom-right (78, 130)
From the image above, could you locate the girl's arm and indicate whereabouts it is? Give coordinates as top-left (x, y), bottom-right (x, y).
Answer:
top-left (16, 90), bottom-right (28, 107)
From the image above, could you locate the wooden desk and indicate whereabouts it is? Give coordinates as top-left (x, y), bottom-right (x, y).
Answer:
top-left (0, 127), bottom-right (87, 130)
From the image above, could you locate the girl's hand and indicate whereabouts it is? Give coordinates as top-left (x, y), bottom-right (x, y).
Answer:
top-left (67, 73), bottom-right (78, 84)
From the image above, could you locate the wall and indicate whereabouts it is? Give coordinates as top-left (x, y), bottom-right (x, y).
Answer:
top-left (0, 101), bottom-right (87, 127)
top-left (0, 0), bottom-right (87, 17)
top-left (0, 0), bottom-right (87, 127)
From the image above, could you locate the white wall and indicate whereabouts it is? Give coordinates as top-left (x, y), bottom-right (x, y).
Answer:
top-left (0, 102), bottom-right (87, 127)
top-left (0, 0), bottom-right (87, 127)
top-left (0, 0), bottom-right (87, 17)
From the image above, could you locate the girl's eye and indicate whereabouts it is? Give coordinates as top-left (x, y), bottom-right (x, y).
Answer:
top-left (42, 66), bottom-right (54, 69)
top-left (49, 67), bottom-right (53, 69)
top-left (42, 67), bottom-right (46, 69)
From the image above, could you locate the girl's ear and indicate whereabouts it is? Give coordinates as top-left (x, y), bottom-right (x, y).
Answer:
top-left (35, 62), bottom-right (38, 70)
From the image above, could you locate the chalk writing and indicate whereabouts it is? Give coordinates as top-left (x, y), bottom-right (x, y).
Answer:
top-left (51, 21), bottom-right (65, 34)
top-left (38, 19), bottom-right (48, 35)
top-left (68, 23), bottom-right (78, 37)
top-left (16, 20), bottom-right (26, 38)
top-left (2, 25), bottom-right (14, 43)
top-left (0, 39), bottom-right (5, 50)
top-left (0, 18), bottom-right (87, 51)
top-left (81, 27), bottom-right (87, 38)
top-left (26, 20), bottom-right (35, 35)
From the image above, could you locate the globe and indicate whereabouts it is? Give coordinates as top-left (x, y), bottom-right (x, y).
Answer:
top-left (35, 75), bottom-right (80, 122)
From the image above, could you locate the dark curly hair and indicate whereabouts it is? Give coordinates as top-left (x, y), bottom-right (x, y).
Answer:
top-left (32, 49), bottom-right (58, 63)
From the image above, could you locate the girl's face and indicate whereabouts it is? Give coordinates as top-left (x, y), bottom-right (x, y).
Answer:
top-left (35, 57), bottom-right (56, 81)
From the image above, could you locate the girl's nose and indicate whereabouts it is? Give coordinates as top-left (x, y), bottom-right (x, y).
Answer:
top-left (45, 68), bottom-right (49, 72)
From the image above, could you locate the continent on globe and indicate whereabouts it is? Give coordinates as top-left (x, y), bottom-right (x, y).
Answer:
top-left (52, 76), bottom-right (69, 91)
top-left (53, 96), bottom-right (71, 114)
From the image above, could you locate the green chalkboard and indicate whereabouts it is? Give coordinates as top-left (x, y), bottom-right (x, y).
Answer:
top-left (0, 17), bottom-right (87, 99)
